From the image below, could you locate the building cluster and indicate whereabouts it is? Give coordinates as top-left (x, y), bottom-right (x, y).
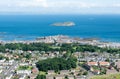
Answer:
top-left (0, 49), bottom-right (66, 79)
top-left (1, 50), bottom-right (120, 79)
top-left (46, 70), bottom-right (87, 79)
top-left (74, 52), bottom-right (120, 76)
top-left (85, 61), bottom-right (110, 74)
top-left (0, 59), bottom-right (18, 79)
top-left (0, 56), bottom-right (39, 79)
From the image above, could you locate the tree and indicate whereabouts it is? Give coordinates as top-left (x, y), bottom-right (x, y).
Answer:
top-left (83, 71), bottom-right (88, 75)
top-left (0, 55), bottom-right (4, 60)
top-left (105, 58), bottom-right (110, 62)
top-left (35, 75), bottom-right (46, 79)
top-left (65, 75), bottom-right (69, 79)
top-left (36, 57), bottom-right (77, 72)
top-left (25, 53), bottom-right (32, 59)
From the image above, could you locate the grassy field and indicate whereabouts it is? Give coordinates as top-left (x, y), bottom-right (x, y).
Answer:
top-left (91, 73), bottom-right (120, 79)
top-left (39, 71), bottom-right (47, 75)
top-left (18, 66), bottom-right (33, 70)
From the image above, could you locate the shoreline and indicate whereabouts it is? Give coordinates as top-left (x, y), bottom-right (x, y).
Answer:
top-left (0, 34), bottom-right (120, 43)
top-left (0, 35), bottom-right (120, 49)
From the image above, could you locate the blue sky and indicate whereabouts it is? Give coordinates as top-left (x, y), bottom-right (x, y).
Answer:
top-left (0, 0), bottom-right (120, 14)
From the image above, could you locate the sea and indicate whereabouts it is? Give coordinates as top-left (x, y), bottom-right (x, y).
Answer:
top-left (0, 14), bottom-right (120, 42)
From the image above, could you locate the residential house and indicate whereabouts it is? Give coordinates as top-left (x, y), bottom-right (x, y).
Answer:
top-left (92, 70), bottom-right (100, 75)
top-left (85, 62), bottom-right (98, 71)
top-left (17, 70), bottom-right (31, 75)
top-left (75, 76), bottom-right (81, 79)
top-left (30, 74), bottom-right (37, 79)
top-left (19, 63), bottom-right (29, 66)
top-left (99, 62), bottom-right (110, 66)
top-left (48, 70), bottom-right (55, 75)
top-left (74, 71), bottom-right (80, 76)
top-left (60, 70), bottom-right (69, 75)
top-left (68, 76), bottom-right (74, 79)
top-left (75, 76), bottom-right (86, 79)
top-left (0, 59), bottom-right (6, 63)
top-left (5, 74), bottom-right (13, 79)
top-left (31, 67), bottom-right (39, 74)
top-left (19, 74), bottom-right (26, 79)
top-left (0, 69), bottom-right (2, 73)
top-left (46, 75), bottom-right (54, 79)
top-left (55, 75), bottom-right (64, 79)
top-left (87, 62), bottom-right (98, 66)
top-left (115, 60), bottom-right (120, 71)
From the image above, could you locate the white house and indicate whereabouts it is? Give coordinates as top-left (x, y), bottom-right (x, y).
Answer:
top-left (19, 63), bottom-right (29, 66)
top-left (0, 59), bottom-right (6, 63)
top-left (6, 74), bottom-right (13, 79)
top-left (19, 74), bottom-right (26, 79)
top-left (17, 70), bottom-right (31, 75)
top-left (0, 69), bottom-right (2, 73)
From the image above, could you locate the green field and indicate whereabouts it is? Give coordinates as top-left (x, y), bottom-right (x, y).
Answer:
top-left (18, 66), bottom-right (33, 70)
top-left (91, 73), bottom-right (120, 79)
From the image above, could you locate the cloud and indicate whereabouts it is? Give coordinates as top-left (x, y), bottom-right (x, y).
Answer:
top-left (20, 0), bottom-right (48, 8)
top-left (7, 0), bottom-right (48, 8)
top-left (47, 1), bottom-right (99, 8)
top-left (0, 0), bottom-right (120, 14)
top-left (113, 3), bottom-right (120, 7)
top-left (5, 0), bottom-right (101, 9)
top-left (1, 0), bottom-right (119, 9)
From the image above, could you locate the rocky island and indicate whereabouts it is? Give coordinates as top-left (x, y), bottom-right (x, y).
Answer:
top-left (51, 21), bottom-right (75, 27)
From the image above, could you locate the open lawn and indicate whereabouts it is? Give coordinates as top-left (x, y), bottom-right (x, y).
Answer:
top-left (39, 71), bottom-right (46, 75)
top-left (18, 66), bottom-right (33, 70)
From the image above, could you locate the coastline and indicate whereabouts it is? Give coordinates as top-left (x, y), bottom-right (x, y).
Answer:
top-left (0, 35), bottom-right (120, 49)
top-left (0, 34), bottom-right (120, 43)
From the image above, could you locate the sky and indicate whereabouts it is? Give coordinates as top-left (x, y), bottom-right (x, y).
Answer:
top-left (0, 0), bottom-right (120, 14)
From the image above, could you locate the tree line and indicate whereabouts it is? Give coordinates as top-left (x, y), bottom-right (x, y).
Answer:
top-left (0, 43), bottom-right (120, 54)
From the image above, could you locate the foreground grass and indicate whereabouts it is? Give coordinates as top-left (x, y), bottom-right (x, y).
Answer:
top-left (91, 73), bottom-right (120, 79)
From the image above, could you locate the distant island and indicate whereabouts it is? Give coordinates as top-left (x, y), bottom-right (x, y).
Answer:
top-left (51, 21), bottom-right (75, 27)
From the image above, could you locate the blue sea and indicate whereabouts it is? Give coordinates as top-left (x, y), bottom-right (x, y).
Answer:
top-left (0, 15), bottom-right (120, 42)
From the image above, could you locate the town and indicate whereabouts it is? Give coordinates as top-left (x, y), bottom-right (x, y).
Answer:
top-left (0, 35), bottom-right (120, 79)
